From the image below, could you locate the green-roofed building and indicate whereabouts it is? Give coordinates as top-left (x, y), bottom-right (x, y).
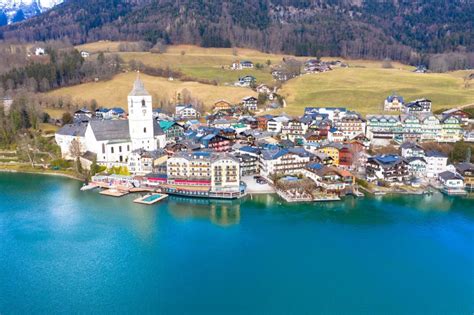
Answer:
top-left (159, 120), bottom-right (184, 141)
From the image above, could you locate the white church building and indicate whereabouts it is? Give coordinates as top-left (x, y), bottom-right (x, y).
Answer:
top-left (55, 76), bottom-right (166, 167)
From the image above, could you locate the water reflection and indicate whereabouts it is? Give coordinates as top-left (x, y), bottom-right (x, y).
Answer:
top-left (167, 196), bottom-right (241, 227)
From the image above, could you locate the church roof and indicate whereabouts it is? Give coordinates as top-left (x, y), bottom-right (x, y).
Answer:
top-left (128, 74), bottom-right (150, 97)
top-left (90, 120), bottom-right (131, 141)
top-left (89, 119), bottom-right (164, 141)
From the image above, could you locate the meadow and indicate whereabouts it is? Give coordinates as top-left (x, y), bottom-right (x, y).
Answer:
top-left (47, 72), bottom-right (257, 110)
top-left (64, 42), bottom-right (474, 116)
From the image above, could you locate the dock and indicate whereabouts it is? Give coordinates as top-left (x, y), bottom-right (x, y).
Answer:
top-left (99, 189), bottom-right (129, 197)
top-left (133, 193), bottom-right (168, 205)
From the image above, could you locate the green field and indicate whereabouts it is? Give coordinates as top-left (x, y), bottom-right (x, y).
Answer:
top-left (278, 68), bottom-right (474, 115)
top-left (67, 42), bottom-right (474, 116)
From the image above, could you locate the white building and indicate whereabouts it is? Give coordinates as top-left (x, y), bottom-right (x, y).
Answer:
top-left (259, 148), bottom-right (313, 178)
top-left (55, 76), bottom-right (166, 167)
top-left (425, 150), bottom-right (448, 178)
top-left (175, 104), bottom-right (199, 119)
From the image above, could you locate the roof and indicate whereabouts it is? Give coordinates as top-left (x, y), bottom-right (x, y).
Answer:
top-left (400, 141), bottom-right (423, 150)
top-left (386, 94), bottom-right (404, 103)
top-left (438, 171), bottom-right (463, 181)
top-left (128, 75), bottom-right (150, 97)
top-left (426, 150), bottom-right (447, 158)
top-left (159, 120), bottom-right (176, 131)
top-left (455, 162), bottom-right (474, 173)
top-left (89, 120), bottom-right (130, 141)
top-left (56, 122), bottom-right (88, 137)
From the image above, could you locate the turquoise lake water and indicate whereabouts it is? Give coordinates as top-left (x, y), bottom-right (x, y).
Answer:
top-left (0, 173), bottom-right (473, 314)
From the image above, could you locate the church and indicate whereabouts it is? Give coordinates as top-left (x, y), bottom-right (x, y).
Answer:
top-left (55, 76), bottom-right (166, 167)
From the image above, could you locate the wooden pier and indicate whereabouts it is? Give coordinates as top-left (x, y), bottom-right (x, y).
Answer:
top-left (99, 189), bottom-right (129, 197)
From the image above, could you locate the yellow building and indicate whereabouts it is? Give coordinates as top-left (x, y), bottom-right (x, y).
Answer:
top-left (317, 145), bottom-right (341, 166)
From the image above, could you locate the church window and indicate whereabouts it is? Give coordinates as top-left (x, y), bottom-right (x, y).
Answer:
top-left (142, 100), bottom-right (146, 107)
top-left (127, 145), bottom-right (130, 151)
top-left (102, 143), bottom-right (105, 154)
top-left (111, 147), bottom-right (114, 154)
top-left (144, 127), bottom-right (147, 133)
top-left (119, 146), bottom-right (122, 153)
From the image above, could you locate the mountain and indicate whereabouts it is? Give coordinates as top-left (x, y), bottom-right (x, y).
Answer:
top-left (0, 0), bottom-right (473, 62)
top-left (0, 0), bottom-right (62, 25)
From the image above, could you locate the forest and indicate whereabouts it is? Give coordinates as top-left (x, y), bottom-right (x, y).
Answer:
top-left (0, 0), bottom-right (472, 69)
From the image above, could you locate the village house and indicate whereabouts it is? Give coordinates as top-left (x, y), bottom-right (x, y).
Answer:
top-left (441, 108), bottom-right (470, 126)
top-left (333, 112), bottom-right (366, 140)
top-left (128, 149), bottom-right (168, 176)
top-left (234, 152), bottom-right (259, 176)
top-left (425, 150), bottom-right (448, 178)
top-left (403, 99), bottom-right (432, 115)
top-left (242, 96), bottom-right (258, 111)
top-left (438, 171), bottom-right (465, 194)
top-left (455, 162), bottom-right (474, 192)
top-left (304, 107), bottom-right (347, 121)
top-left (384, 94), bottom-right (404, 111)
top-left (281, 119), bottom-right (308, 142)
top-left (400, 142), bottom-right (425, 159)
top-left (175, 104), bottom-right (200, 119)
top-left (406, 157), bottom-right (427, 177)
top-left (213, 100), bottom-right (232, 112)
top-left (303, 163), bottom-right (355, 195)
top-left (366, 154), bottom-right (410, 183)
top-left (231, 60), bottom-right (254, 70)
top-left (401, 115), bottom-right (422, 142)
top-left (420, 114), bottom-right (442, 142)
top-left (267, 116), bottom-right (291, 133)
top-left (327, 128), bottom-right (345, 143)
top-left (158, 120), bottom-right (184, 141)
top-left (317, 143), bottom-right (342, 166)
top-left (256, 84), bottom-right (272, 95)
top-left (259, 147), bottom-right (314, 178)
top-left (236, 75), bottom-right (256, 87)
top-left (439, 115), bottom-right (463, 142)
top-left (365, 115), bottom-right (402, 145)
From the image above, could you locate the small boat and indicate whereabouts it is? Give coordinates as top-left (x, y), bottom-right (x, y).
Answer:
top-left (81, 183), bottom-right (99, 191)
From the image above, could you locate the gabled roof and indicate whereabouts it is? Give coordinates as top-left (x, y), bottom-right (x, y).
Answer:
top-left (57, 122), bottom-right (88, 137)
top-left (439, 171), bottom-right (463, 181)
top-left (426, 150), bottom-right (447, 158)
top-left (89, 120), bottom-right (130, 141)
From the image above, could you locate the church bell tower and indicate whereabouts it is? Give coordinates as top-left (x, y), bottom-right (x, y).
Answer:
top-left (128, 73), bottom-right (156, 151)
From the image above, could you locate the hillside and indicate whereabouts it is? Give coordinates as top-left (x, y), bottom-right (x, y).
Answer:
top-left (47, 71), bottom-right (258, 110)
top-left (1, 0), bottom-right (473, 64)
top-left (46, 43), bottom-right (474, 116)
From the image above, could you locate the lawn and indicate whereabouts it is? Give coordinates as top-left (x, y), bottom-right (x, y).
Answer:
top-left (278, 67), bottom-right (474, 116)
top-left (47, 72), bottom-right (257, 110)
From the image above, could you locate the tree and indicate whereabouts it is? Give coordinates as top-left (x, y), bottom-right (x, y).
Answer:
top-left (68, 138), bottom-right (83, 160)
top-left (62, 112), bottom-right (73, 125)
top-left (76, 156), bottom-right (83, 174)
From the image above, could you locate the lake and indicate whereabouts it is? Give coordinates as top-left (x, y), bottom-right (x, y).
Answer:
top-left (0, 173), bottom-right (473, 314)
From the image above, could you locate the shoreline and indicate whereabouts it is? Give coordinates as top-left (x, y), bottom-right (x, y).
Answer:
top-left (0, 168), bottom-right (83, 182)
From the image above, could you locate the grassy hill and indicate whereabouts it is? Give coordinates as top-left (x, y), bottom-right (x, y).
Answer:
top-left (47, 72), bottom-right (257, 110)
top-left (279, 68), bottom-right (474, 116)
top-left (52, 42), bottom-right (474, 116)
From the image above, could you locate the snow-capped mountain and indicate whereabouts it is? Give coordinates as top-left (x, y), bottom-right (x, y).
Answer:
top-left (0, 0), bottom-right (63, 25)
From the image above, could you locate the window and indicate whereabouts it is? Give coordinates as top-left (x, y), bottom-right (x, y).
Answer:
top-left (144, 127), bottom-right (147, 133)
top-left (111, 147), bottom-right (114, 154)
top-left (119, 146), bottom-right (122, 153)
top-left (142, 99), bottom-right (146, 107)
top-left (102, 143), bottom-right (105, 154)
